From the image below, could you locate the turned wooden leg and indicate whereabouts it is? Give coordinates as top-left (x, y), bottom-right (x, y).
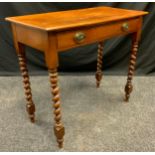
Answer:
top-left (96, 42), bottom-right (103, 88)
top-left (18, 51), bottom-right (35, 123)
top-left (48, 68), bottom-right (65, 148)
top-left (124, 40), bottom-right (138, 102)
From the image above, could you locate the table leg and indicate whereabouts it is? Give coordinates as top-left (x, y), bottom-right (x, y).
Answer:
top-left (48, 68), bottom-right (65, 148)
top-left (96, 42), bottom-right (103, 88)
top-left (124, 35), bottom-right (139, 102)
top-left (17, 43), bottom-right (35, 122)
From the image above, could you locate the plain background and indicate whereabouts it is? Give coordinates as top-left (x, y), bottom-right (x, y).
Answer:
top-left (0, 2), bottom-right (155, 75)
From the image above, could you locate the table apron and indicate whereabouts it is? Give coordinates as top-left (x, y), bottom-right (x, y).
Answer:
top-left (14, 24), bottom-right (47, 51)
top-left (14, 17), bottom-right (141, 53)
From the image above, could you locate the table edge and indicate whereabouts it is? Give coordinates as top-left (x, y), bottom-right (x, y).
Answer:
top-left (5, 12), bottom-right (148, 32)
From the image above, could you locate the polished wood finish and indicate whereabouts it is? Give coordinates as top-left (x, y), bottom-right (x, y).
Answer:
top-left (8, 14), bottom-right (143, 52)
top-left (6, 7), bottom-right (147, 31)
top-left (57, 18), bottom-right (140, 51)
top-left (125, 42), bottom-right (138, 101)
top-left (48, 69), bottom-right (65, 148)
top-left (17, 44), bottom-right (35, 122)
top-left (96, 42), bottom-right (104, 88)
top-left (6, 6), bottom-right (148, 148)
top-left (15, 24), bottom-right (47, 51)
top-left (125, 33), bottom-right (139, 102)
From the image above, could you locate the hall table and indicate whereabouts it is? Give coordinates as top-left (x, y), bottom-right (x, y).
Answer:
top-left (6, 6), bottom-right (148, 148)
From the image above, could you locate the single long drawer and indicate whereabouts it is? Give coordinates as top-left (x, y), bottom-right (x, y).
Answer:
top-left (57, 17), bottom-right (140, 51)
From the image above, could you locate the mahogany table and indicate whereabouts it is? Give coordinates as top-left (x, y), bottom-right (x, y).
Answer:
top-left (6, 6), bottom-right (148, 148)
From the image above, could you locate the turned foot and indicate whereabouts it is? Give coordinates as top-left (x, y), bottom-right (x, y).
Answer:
top-left (124, 83), bottom-right (133, 102)
top-left (26, 104), bottom-right (35, 123)
top-left (96, 42), bottom-right (103, 88)
top-left (54, 124), bottom-right (65, 148)
top-left (49, 68), bottom-right (65, 148)
top-left (18, 52), bottom-right (36, 122)
top-left (96, 71), bottom-right (103, 88)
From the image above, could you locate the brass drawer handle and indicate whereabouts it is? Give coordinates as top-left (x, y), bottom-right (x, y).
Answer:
top-left (122, 23), bottom-right (129, 32)
top-left (74, 32), bottom-right (86, 43)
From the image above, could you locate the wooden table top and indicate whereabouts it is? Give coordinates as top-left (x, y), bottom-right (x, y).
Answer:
top-left (6, 6), bottom-right (148, 31)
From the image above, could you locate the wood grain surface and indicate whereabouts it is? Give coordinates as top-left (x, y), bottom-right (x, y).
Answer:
top-left (6, 6), bottom-right (148, 31)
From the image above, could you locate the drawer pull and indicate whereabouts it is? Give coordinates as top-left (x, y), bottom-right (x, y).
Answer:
top-left (74, 32), bottom-right (86, 43)
top-left (122, 23), bottom-right (129, 32)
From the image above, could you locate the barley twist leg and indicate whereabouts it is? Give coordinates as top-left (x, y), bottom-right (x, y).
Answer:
top-left (18, 53), bottom-right (35, 122)
top-left (96, 42), bottom-right (103, 88)
top-left (124, 42), bottom-right (138, 102)
top-left (48, 69), bottom-right (65, 148)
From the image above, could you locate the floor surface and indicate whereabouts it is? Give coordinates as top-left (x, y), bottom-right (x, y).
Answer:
top-left (0, 75), bottom-right (155, 151)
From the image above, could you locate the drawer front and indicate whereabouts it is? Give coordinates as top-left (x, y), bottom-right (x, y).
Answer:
top-left (57, 18), bottom-right (140, 51)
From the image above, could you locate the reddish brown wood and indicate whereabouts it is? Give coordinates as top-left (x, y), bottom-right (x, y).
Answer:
top-left (124, 42), bottom-right (138, 101)
top-left (124, 36), bottom-right (139, 102)
top-left (15, 24), bottom-right (47, 51)
top-left (124, 17), bottom-right (142, 102)
top-left (57, 18), bottom-right (141, 51)
top-left (5, 7), bottom-right (148, 148)
top-left (17, 44), bottom-right (35, 122)
top-left (44, 32), bottom-right (59, 69)
top-left (5, 7), bottom-right (148, 31)
top-left (48, 69), bottom-right (65, 148)
top-left (96, 42), bottom-right (104, 88)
